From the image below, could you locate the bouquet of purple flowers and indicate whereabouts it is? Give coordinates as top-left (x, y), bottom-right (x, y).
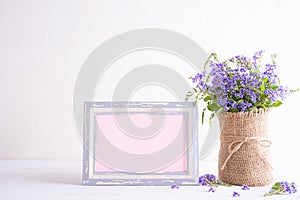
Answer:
top-left (186, 50), bottom-right (297, 124)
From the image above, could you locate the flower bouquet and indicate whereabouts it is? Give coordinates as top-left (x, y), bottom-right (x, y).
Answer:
top-left (187, 50), bottom-right (297, 186)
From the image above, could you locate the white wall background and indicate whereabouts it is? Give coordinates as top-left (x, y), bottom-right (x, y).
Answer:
top-left (0, 0), bottom-right (299, 161)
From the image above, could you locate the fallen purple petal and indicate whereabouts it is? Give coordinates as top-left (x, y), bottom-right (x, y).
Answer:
top-left (208, 187), bottom-right (215, 193)
top-left (171, 184), bottom-right (179, 189)
top-left (241, 185), bottom-right (250, 190)
top-left (232, 191), bottom-right (240, 197)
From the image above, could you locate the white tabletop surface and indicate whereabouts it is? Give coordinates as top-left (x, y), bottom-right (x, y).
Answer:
top-left (0, 160), bottom-right (299, 200)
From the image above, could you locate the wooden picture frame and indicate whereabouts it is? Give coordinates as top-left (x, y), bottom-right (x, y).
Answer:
top-left (82, 102), bottom-right (198, 186)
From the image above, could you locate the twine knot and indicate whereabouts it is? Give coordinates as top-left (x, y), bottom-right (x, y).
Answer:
top-left (220, 136), bottom-right (272, 171)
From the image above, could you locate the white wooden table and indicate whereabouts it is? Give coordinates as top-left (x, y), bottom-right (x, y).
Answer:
top-left (0, 160), bottom-right (299, 200)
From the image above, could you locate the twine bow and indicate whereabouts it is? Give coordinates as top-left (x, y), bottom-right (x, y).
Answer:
top-left (220, 136), bottom-right (272, 171)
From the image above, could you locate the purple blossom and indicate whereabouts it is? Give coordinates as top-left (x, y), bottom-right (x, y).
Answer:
top-left (198, 174), bottom-right (232, 187)
top-left (189, 51), bottom-right (292, 114)
top-left (264, 89), bottom-right (277, 103)
top-left (208, 187), bottom-right (215, 193)
top-left (191, 72), bottom-right (208, 91)
top-left (238, 102), bottom-right (252, 112)
top-left (277, 85), bottom-right (290, 100)
top-left (253, 50), bottom-right (264, 62)
top-left (276, 181), bottom-right (297, 194)
top-left (171, 184), bottom-right (179, 189)
top-left (199, 174), bottom-right (217, 186)
top-left (232, 191), bottom-right (240, 197)
top-left (241, 185), bottom-right (250, 190)
top-left (265, 181), bottom-right (297, 196)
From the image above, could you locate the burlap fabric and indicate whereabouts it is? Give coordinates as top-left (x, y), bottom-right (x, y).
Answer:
top-left (218, 108), bottom-right (274, 186)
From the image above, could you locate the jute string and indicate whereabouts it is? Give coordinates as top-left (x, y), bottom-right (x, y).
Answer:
top-left (220, 136), bottom-right (272, 170)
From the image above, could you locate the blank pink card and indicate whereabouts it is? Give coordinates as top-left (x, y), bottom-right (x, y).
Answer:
top-left (95, 114), bottom-right (187, 173)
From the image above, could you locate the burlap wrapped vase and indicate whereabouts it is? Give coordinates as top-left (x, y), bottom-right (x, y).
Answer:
top-left (218, 108), bottom-right (274, 186)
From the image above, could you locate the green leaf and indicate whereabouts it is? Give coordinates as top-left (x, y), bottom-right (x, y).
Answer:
top-left (260, 77), bottom-right (268, 92)
top-left (207, 102), bottom-right (219, 112)
top-left (185, 96), bottom-right (190, 101)
top-left (272, 182), bottom-right (281, 190)
top-left (204, 96), bottom-right (211, 102)
top-left (185, 92), bottom-right (193, 101)
top-left (261, 84), bottom-right (265, 92)
top-left (265, 104), bottom-right (272, 108)
top-left (273, 100), bottom-right (283, 107)
top-left (237, 99), bottom-right (244, 103)
top-left (207, 104), bottom-right (213, 111)
top-left (229, 108), bottom-right (239, 112)
top-left (270, 84), bottom-right (279, 90)
top-left (201, 110), bottom-right (205, 125)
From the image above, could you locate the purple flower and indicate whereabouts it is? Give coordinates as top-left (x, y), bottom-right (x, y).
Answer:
top-left (241, 185), bottom-right (250, 190)
top-left (264, 89), bottom-right (277, 103)
top-left (199, 174), bottom-right (217, 186)
top-left (278, 181), bottom-right (297, 194)
top-left (191, 72), bottom-right (208, 91)
top-left (277, 85), bottom-right (290, 100)
top-left (171, 184), bottom-right (179, 189)
top-left (232, 191), bottom-right (240, 197)
top-left (253, 50), bottom-right (264, 62)
top-left (264, 181), bottom-right (297, 196)
top-left (198, 174), bottom-right (232, 187)
top-left (188, 51), bottom-right (294, 123)
top-left (238, 102), bottom-right (252, 112)
top-left (208, 187), bottom-right (215, 193)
